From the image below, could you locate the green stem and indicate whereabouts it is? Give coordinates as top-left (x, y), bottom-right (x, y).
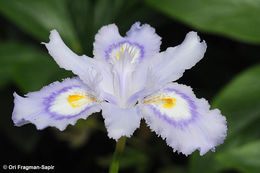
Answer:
top-left (109, 136), bottom-right (127, 173)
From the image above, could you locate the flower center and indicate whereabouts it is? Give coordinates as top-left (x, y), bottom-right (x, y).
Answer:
top-left (108, 42), bottom-right (143, 63)
top-left (106, 42), bottom-right (144, 107)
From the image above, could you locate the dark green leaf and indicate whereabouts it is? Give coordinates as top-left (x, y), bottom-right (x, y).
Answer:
top-left (190, 64), bottom-right (260, 173)
top-left (67, 0), bottom-right (163, 55)
top-left (67, 0), bottom-right (94, 54)
top-left (212, 64), bottom-right (260, 146)
top-left (0, 41), bottom-right (72, 92)
top-left (189, 151), bottom-right (226, 173)
top-left (216, 140), bottom-right (260, 173)
top-left (145, 0), bottom-right (260, 44)
top-left (0, 0), bottom-right (81, 51)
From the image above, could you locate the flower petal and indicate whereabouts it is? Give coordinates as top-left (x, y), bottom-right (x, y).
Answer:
top-left (93, 59), bottom-right (116, 102)
top-left (93, 24), bottom-right (124, 59)
top-left (140, 83), bottom-right (227, 155)
top-left (126, 22), bottom-right (161, 59)
top-left (43, 30), bottom-right (101, 92)
top-left (93, 22), bottom-right (161, 63)
top-left (12, 78), bottom-right (102, 131)
top-left (101, 102), bottom-right (141, 140)
top-left (146, 31), bottom-right (207, 93)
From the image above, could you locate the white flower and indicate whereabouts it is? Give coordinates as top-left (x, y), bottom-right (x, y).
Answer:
top-left (12, 22), bottom-right (227, 155)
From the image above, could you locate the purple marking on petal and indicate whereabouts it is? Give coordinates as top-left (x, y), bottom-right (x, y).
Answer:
top-left (43, 86), bottom-right (97, 120)
top-left (105, 40), bottom-right (144, 61)
top-left (102, 91), bottom-right (118, 105)
top-left (146, 88), bottom-right (198, 129)
top-left (126, 89), bottom-right (144, 106)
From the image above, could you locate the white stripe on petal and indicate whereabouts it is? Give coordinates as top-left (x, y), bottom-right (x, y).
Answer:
top-left (140, 83), bottom-right (227, 156)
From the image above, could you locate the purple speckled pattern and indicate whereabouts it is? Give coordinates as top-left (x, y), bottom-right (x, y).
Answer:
top-left (43, 85), bottom-right (97, 120)
top-left (146, 87), bottom-right (198, 129)
top-left (105, 40), bottom-right (144, 61)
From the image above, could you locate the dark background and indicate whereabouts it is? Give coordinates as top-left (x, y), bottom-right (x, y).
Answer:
top-left (0, 0), bottom-right (260, 173)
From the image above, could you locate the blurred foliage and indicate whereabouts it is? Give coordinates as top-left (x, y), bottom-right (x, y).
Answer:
top-left (54, 113), bottom-right (105, 148)
top-left (0, 41), bottom-right (72, 92)
top-left (216, 140), bottom-right (260, 173)
top-left (97, 146), bottom-right (150, 173)
top-left (67, 0), bottom-right (164, 54)
top-left (190, 64), bottom-right (260, 173)
top-left (0, 0), bottom-right (80, 51)
top-left (0, 0), bottom-right (260, 173)
top-left (145, 0), bottom-right (260, 44)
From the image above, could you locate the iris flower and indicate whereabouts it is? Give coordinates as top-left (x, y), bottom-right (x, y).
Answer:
top-left (12, 22), bottom-right (227, 156)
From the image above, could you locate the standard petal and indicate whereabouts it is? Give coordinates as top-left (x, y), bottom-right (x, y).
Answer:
top-left (101, 102), bottom-right (141, 140)
top-left (43, 30), bottom-right (101, 92)
top-left (140, 83), bottom-right (227, 156)
top-left (12, 78), bottom-right (102, 131)
top-left (126, 22), bottom-right (161, 59)
top-left (93, 22), bottom-right (161, 63)
top-left (93, 59), bottom-right (117, 103)
top-left (146, 31), bottom-right (207, 93)
top-left (93, 24), bottom-right (124, 59)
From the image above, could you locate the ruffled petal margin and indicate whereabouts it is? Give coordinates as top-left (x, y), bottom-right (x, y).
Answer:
top-left (93, 24), bottom-right (124, 60)
top-left (43, 30), bottom-right (101, 92)
top-left (126, 22), bottom-right (161, 59)
top-left (93, 22), bottom-right (161, 62)
top-left (145, 32), bottom-right (207, 94)
top-left (12, 78), bottom-right (101, 131)
top-left (140, 83), bottom-right (227, 156)
top-left (101, 102), bottom-right (141, 140)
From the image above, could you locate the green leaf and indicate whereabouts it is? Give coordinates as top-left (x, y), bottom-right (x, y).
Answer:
top-left (212, 64), bottom-right (260, 146)
top-left (189, 64), bottom-right (260, 173)
top-left (189, 151), bottom-right (226, 173)
top-left (0, 0), bottom-right (80, 52)
top-left (0, 41), bottom-right (72, 92)
top-left (216, 140), bottom-right (260, 173)
top-left (145, 0), bottom-right (260, 44)
top-left (67, 0), bottom-right (163, 55)
top-left (67, 0), bottom-right (94, 54)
